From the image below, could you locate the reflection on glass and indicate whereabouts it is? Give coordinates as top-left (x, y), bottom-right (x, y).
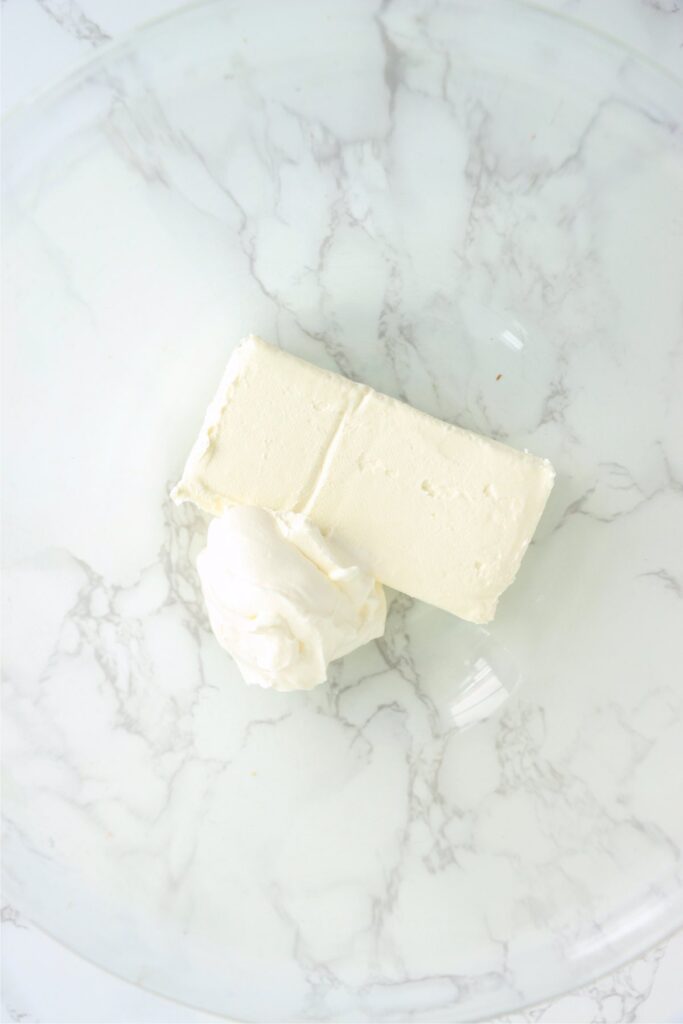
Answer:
top-left (499, 325), bottom-right (526, 351)
top-left (447, 646), bottom-right (520, 730)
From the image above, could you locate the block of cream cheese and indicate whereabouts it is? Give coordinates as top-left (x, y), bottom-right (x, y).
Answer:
top-left (173, 336), bottom-right (555, 623)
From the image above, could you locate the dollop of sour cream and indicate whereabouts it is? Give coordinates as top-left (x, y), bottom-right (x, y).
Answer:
top-left (196, 506), bottom-right (386, 691)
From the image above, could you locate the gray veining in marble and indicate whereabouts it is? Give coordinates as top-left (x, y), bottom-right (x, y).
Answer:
top-left (2, 1), bottom-right (683, 1021)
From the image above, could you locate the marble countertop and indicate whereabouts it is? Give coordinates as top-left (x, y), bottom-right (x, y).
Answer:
top-left (2, 2), bottom-right (683, 1022)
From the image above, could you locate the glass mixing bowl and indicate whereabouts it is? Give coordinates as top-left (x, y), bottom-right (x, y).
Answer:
top-left (3, 1), bottom-right (682, 1019)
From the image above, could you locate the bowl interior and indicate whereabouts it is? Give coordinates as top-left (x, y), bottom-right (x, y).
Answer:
top-left (3, 1), bottom-right (683, 1019)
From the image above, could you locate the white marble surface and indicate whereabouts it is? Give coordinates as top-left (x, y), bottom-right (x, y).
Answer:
top-left (2, 1), bottom-right (683, 1022)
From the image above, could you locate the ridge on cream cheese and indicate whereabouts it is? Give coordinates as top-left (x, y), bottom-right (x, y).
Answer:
top-left (196, 506), bottom-right (386, 691)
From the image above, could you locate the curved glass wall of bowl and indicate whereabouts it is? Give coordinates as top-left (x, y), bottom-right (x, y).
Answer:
top-left (3, 1), bottom-right (683, 1022)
